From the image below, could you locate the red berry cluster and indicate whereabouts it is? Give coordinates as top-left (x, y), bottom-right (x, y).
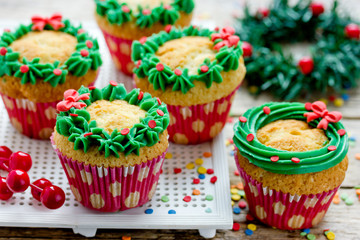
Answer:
top-left (0, 146), bottom-right (65, 210)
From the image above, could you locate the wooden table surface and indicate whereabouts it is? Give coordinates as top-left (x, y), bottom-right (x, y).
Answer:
top-left (0, 0), bottom-right (359, 239)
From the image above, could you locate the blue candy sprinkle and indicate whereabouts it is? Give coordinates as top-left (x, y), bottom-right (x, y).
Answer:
top-left (350, 136), bottom-right (356, 141)
top-left (145, 209), bottom-right (153, 214)
top-left (245, 229), bottom-right (253, 236)
top-left (168, 210), bottom-right (176, 214)
top-left (199, 174), bottom-right (205, 179)
top-left (342, 93), bottom-right (350, 101)
top-left (230, 151), bottom-right (234, 156)
top-left (302, 228), bottom-right (310, 234)
top-left (233, 207), bottom-right (241, 214)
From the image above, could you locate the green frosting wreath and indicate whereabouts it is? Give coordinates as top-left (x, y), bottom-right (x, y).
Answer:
top-left (0, 14), bottom-right (102, 87)
top-left (131, 25), bottom-right (244, 94)
top-left (95, 0), bottom-right (195, 28)
top-left (55, 82), bottom-right (170, 157)
top-left (235, 0), bottom-right (360, 100)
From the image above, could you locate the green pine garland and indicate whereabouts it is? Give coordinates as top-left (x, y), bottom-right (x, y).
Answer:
top-left (235, 0), bottom-right (360, 100)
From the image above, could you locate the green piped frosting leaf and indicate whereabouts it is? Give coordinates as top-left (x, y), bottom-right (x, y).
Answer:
top-left (136, 6), bottom-right (161, 28)
top-left (14, 57), bottom-right (45, 84)
top-left (216, 45), bottom-right (243, 72)
top-left (41, 61), bottom-right (68, 87)
top-left (0, 48), bottom-right (20, 76)
top-left (196, 58), bottom-right (224, 88)
top-left (148, 64), bottom-right (174, 91)
top-left (159, 5), bottom-right (180, 25)
top-left (173, 0), bottom-right (195, 14)
top-left (172, 68), bottom-right (194, 93)
top-left (65, 52), bottom-right (92, 77)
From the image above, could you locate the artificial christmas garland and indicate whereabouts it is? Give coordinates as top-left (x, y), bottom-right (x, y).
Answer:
top-left (235, 0), bottom-right (360, 100)
top-left (0, 14), bottom-right (102, 87)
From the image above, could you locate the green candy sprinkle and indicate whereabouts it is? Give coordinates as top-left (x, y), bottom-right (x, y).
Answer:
top-left (345, 198), bottom-right (354, 206)
top-left (205, 195), bottom-right (213, 201)
top-left (161, 195), bottom-right (169, 202)
top-left (354, 185), bottom-right (360, 189)
top-left (340, 193), bottom-right (349, 201)
top-left (205, 208), bottom-right (212, 213)
top-left (237, 190), bottom-right (245, 196)
top-left (300, 232), bottom-right (307, 236)
top-left (307, 234), bottom-right (316, 240)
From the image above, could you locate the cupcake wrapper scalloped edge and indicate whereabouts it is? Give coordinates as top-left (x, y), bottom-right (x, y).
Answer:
top-left (100, 28), bottom-right (134, 76)
top-left (234, 150), bottom-right (338, 230)
top-left (166, 85), bottom-right (240, 144)
top-left (51, 135), bottom-right (166, 212)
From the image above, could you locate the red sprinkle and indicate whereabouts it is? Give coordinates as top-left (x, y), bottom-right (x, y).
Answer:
top-left (239, 116), bottom-right (247, 123)
top-left (122, 5), bottom-right (130, 13)
top-left (206, 168), bottom-right (214, 174)
top-left (53, 69), bottom-right (62, 76)
top-left (174, 69), bottom-right (182, 76)
top-left (232, 222), bottom-right (240, 231)
top-left (238, 201), bottom-right (247, 209)
top-left (214, 26), bottom-right (219, 31)
top-left (328, 145), bottom-right (337, 151)
top-left (183, 196), bottom-right (191, 202)
top-left (77, 29), bottom-right (85, 34)
top-left (137, 91), bottom-right (144, 100)
top-left (234, 170), bottom-right (239, 176)
top-left (157, 109), bottom-right (164, 116)
top-left (338, 129), bottom-right (346, 136)
top-left (246, 133), bottom-right (254, 142)
top-left (156, 63), bottom-right (164, 71)
top-left (263, 106), bottom-right (271, 114)
top-left (110, 80), bottom-right (118, 86)
top-left (164, 24), bottom-right (172, 33)
top-left (193, 178), bottom-right (200, 184)
top-left (174, 168), bottom-right (182, 174)
top-left (246, 214), bottom-right (254, 221)
top-left (270, 156), bottom-right (279, 162)
top-left (121, 128), bottom-right (130, 135)
top-left (80, 49), bottom-right (89, 57)
top-left (88, 86), bottom-right (96, 90)
top-left (84, 132), bottom-right (93, 137)
top-left (160, 169), bottom-right (163, 174)
top-left (210, 176), bottom-right (217, 184)
top-left (156, 97), bottom-right (162, 105)
top-left (200, 65), bottom-right (209, 73)
top-left (142, 9), bottom-right (151, 15)
top-left (291, 157), bottom-right (300, 163)
top-left (86, 40), bottom-right (93, 48)
top-left (4, 29), bottom-right (10, 32)
top-left (0, 47), bottom-right (7, 56)
top-left (164, 5), bottom-right (172, 10)
top-left (305, 102), bottom-right (312, 110)
top-left (136, 60), bottom-right (142, 68)
top-left (70, 113), bottom-right (78, 117)
top-left (139, 36), bottom-right (147, 44)
top-left (148, 120), bottom-right (156, 128)
top-left (20, 65), bottom-right (29, 73)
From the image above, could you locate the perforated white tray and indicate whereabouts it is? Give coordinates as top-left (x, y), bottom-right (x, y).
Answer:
top-left (0, 21), bottom-right (232, 238)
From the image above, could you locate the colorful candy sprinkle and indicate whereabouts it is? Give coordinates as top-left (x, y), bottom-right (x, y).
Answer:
top-left (238, 200), bottom-right (247, 209)
top-left (205, 208), bottom-right (212, 213)
top-left (206, 168), bottom-right (214, 174)
top-left (186, 162), bottom-right (195, 169)
top-left (192, 189), bottom-right (201, 195)
top-left (345, 197), bottom-right (354, 205)
top-left (247, 224), bottom-right (256, 231)
top-left (195, 158), bottom-right (204, 165)
top-left (246, 214), bottom-right (254, 221)
top-left (197, 167), bottom-right (207, 174)
top-left (205, 195), bottom-right (213, 201)
top-left (165, 152), bottom-right (173, 159)
top-left (230, 189), bottom-right (238, 195)
top-left (161, 195), bottom-right (169, 202)
top-left (232, 222), bottom-right (240, 231)
top-left (325, 231), bottom-right (335, 240)
top-left (122, 236), bottom-right (131, 240)
top-left (355, 153), bottom-right (360, 160)
top-left (340, 193), bottom-right (349, 201)
top-left (231, 194), bottom-right (240, 201)
top-left (334, 98), bottom-right (344, 107)
top-left (210, 176), bottom-right (217, 184)
top-left (203, 152), bottom-right (212, 158)
top-left (168, 210), bottom-right (176, 214)
top-left (183, 196), bottom-right (191, 202)
top-left (245, 229), bottom-right (253, 236)
top-left (193, 178), bottom-right (200, 184)
top-left (199, 174), bottom-right (205, 179)
top-left (233, 207), bottom-right (241, 214)
top-left (307, 234), bottom-right (316, 240)
top-left (234, 170), bottom-right (239, 176)
top-left (174, 168), bottom-right (182, 174)
top-left (144, 208), bottom-right (153, 214)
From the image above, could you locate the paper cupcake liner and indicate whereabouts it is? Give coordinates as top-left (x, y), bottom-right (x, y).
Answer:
top-left (100, 29), bottom-right (134, 76)
top-left (167, 86), bottom-right (239, 144)
top-left (234, 152), bottom-right (338, 230)
top-left (51, 137), bottom-right (166, 212)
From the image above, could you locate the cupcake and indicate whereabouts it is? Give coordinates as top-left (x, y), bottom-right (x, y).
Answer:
top-left (94, 0), bottom-right (194, 75)
top-left (52, 81), bottom-right (169, 212)
top-left (0, 14), bottom-right (102, 139)
top-left (233, 101), bottom-right (349, 229)
top-left (132, 26), bottom-right (246, 144)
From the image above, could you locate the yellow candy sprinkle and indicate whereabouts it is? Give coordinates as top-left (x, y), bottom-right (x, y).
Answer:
top-left (249, 85), bottom-right (258, 94)
top-left (165, 152), bottom-right (173, 159)
top-left (231, 194), bottom-right (241, 201)
top-left (230, 188), bottom-right (238, 195)
top-left (186, 163), bottom-right (195, 169)
top-left (225, 140), bottom-right (231, 146)
top-left (247, 224), bottom-right (256, 231)
top-left (326, 232), bottom-right (335, 240)
top-left (195, 158), bottom-right (204, 165)
top-left (231, 201), bottom-right (234, 206)
top-left (319, 98), bottom-right (328, 105)
top-left (197, 166), bottom-right (207, 174)
top-left (334, 98), bottom-right (344, 107)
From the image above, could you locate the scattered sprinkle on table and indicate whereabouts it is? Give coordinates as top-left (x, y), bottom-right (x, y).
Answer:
top-left (238, 200), bottom-right (247, 209)
top-left (161, 195), bottom-right (169, 202)
top-left (232, 222), bottom-right (240, 231)
top-left (245, 229), bottom-right (253, 236)
top-left (193, 178), bottom-right (200, 184)
top-left (203, 152), bottom-right (212, 158)
top-left (325, 231), bottom-right (335, 240)
top-left (355, 153), bottom-right (360, 160)
top-left (165, 152), bottom-right (173, 159)
top-left (186, 162), bottom-right (195, 169)
top-left (332, 197), bottom-right (340, 204)
top-left (144, 208), bottom-right (153, 214)
top-left (183, 196), bottom-right (191, 202)
top-left (356, 189), bottom-right (360, 195)
top-left (231, 194), bottom-right (240, 201)
top-left (173, 168), bottom-right (182, 174)
top-left (300, 232), bottom-right (307, 236)
top-left (122, 236), bottom-right (131, 240)
top-left (307, 234), bottom-right (316, 240)
top-left (230, 188), bottom-right (238, 195)
top-left (340, 193), bottom-right (349, 201)
top-left (205, 195), bottom-right (213, 201)
top-left (302, 228), bottom-right (310, 234)
top-left (345, 197), bottom-right (354, 205)
top-left (199, 174), bottom-right (205, 179)
top-left (210, 176), bottom-right (217, 184)
top-left (234, 170), bottom-right (239, 176)
top-left (247, 224), bottom-right (256, 231)
top-left (205, 208), bottom-right (212, 213)
top-left (246, 214), bottom-right (254, 221)
top-left (192, 189), bottom-right (201, 195)
top-left (195, 158), bottom-right (204, 165)
top-left (236, 182), bottom-right (244, 190)
top-left (231, 201), bottom-right (234, 206)
top-left (206, 168), bottom-right (214, 174)
top-left (197, 166), bottom-right (207, 174)
top-left (233, 207), bottom-right (241, 214)
top-left (334, 98), bottom-right (344, 107)
top-left (168, 210), bottom-right (176, 214)
top-left (237, 190), bottom-right (245, 196)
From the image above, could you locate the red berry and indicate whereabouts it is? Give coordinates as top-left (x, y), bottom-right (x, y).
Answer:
top-left (298, 57), bottom-right (314, 75)
top-left (242, 41), bottom-right (253, 58)
top-left (31, 178), bottom-right (52, 202)
top-left (40, 185), bottom-right (65, 209)
top-left (246, 134), bottom-right (254, 142)
top-left (86, 40), bottom-right (93, 49)
top-left (9, 151), bottom-right (32, 172)
top-left (164, 24), bottom-right (172, 33)
top-left (345, 23), bottom-right (360, 39)
top-left (310, 2), bottom-right (324, 17)
top-left (0, 47), bottom-right (7, 56)
top-left (174, 69), bottom-right (182, 76)
top-left (200, 65), bottom-right (209, 73)
top-left (257, 8), bottom-right (270, 18)
top-left (6, 170), bottom-right (30, 193)
top-left (263, 106), bottom-right (271, 114)
top-left (121, 128), bottom-right (130, 135)
top-left (148, 120), bottom-right (156, 128)
top-left (0, 177), bottom-right (13, 200)
top-left (270, 156), bottom-right (279, 162)
top-left (20, 65), bottom-right (29, 73)
top-left (156, 63), bottom-right (164, 71)
top-left (80, 49), bottom-right (89, 57)
top-left (53, 68), bottom-right (62, 76)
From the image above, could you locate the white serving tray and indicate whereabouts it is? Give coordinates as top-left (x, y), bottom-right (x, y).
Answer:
top-left (0, 21), bottom-right (232, 238)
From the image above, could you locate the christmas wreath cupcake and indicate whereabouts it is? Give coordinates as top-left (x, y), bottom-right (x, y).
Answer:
top-left (233, 101), bottom-right (349, 229)
top-left (52, 81), bottom-right (170, 212)
top-left (94, 0), bottom-right (194, 75)
top-left (132, 26), bottom-right (246, 144)
top-left (0, 14), bottom-right (102, 139)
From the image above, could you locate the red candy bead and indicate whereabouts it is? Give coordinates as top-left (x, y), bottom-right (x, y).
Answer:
top-left (210, 176), bottom-right (217, 184)
top-left (310, 2), bottom-right (325, 17)
top-left (9, 151), bottom-right (32, 172)
top-left (157, 109), bottom-right (164, 116)
top-left (305, 102), bottom-right (312, 110)
top-left (83, 132), bottom-right (93, 137)
top-left (88, 86), bottom-right (96, 90)
top-left (183, 196), bottom-right (191, 202)
top-left (53, 68), bottom-right (62, 76)
top-left (232, 222), bottom-right (240, 231)
top-left (337, 129), bottom-right (346, 136)
top-left (77, 29), bottom-right (85, 34)
top-left (0, 47), bottom-right (7, 56)
top-left (263, 106), bottom-right (271, 114)
top-left (31, 178), bottom-right (52, 202)
top-left (156, 63), bottom-right (164, 71)
top-left (238, 201), bottom-right (247, 209)
top-left (298, 57), bottom-right (314, 74)
top-left (148, 120), bottom-right (156, 128)
top-left (291, 157), bottom-right (300, 163)
top-left (156, 97), bottom-right (162, 105)
top-left (0, 177), bottom-right (13, 200)
top-left (164, 24), bottom-right (172, 33)
top-left (6, 170), bottom-right (30, 193)
top-left (142, 9), bottom-right (151, 15)
top-left (200, 65), bottom-right (209, 73)
top-left (328, 145), bottom-right (337, 151)
top-left (174, 168), bottom-right (182, 174)
top-left (121, 128), bottom-right (130, 135)
top-left (86, 40), bottom-right (93, 48)
top-left (246, 134), bottom-right (254, 142)
top-left (122, 5), bottom-right (130, 13)
top-left (257, 8), bottom-right (270, 18)
top-left (40, 185), bottom-right (65, 210)
top-left (174, 69), bottom-right (182, 76)
top-left (80, 49), bottom-right (89, 57)
top-left (137, 91), bottom-right (144, 100)
top-left (345, 23), bottom-right (360, 39)
top-left (20, 65), bottom-right (29, 73)
top-left (110, 80), bottom-right (118, 86)
top-left (136, 60), bottom-right (142, 68)
top-left (270, 156), bottom-right (279, 162)
top-left (139, 36), bottom-right (147, 44)
top-left (234, 170), bottom-right (239, 176)
top-left (70, 113), bottom-right (78, 117)
top-left (242, 41), bottom-right (253, 58)
top-left (206, 168), bottom-right (214, 174)
top-left (193, 178), bottom-right (200, 184)
top-left (239, 116), bottom-right (247, 123)
top-left (164, 5), bottom-right (171, 10)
